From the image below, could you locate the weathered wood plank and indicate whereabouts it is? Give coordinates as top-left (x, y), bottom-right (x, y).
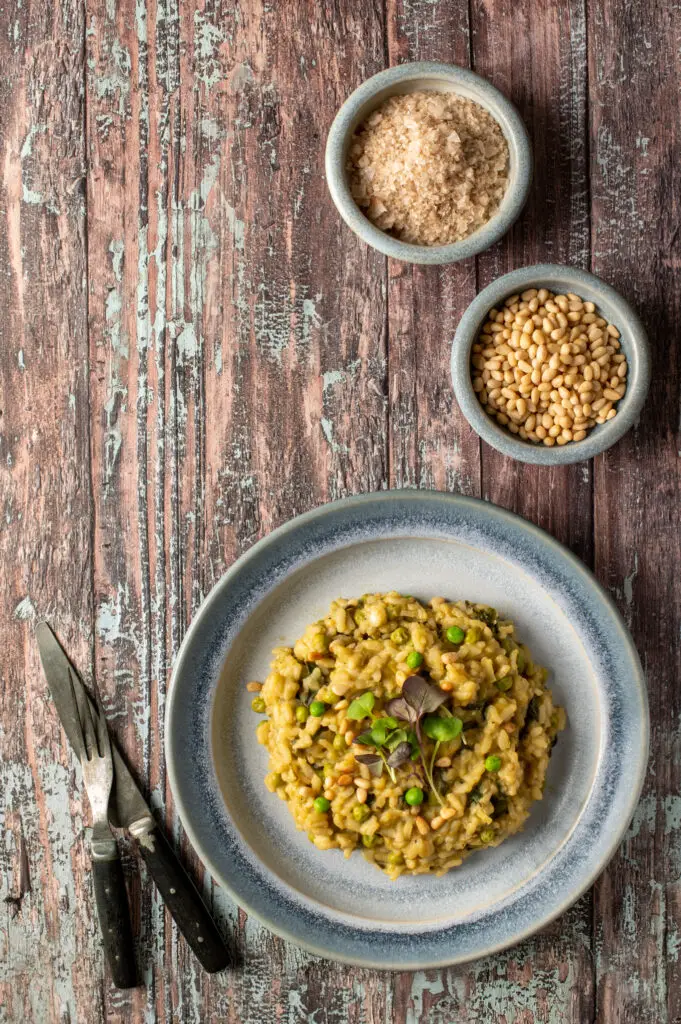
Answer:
top-left (461, 1), bottom-right (595, 1021)
top-left (474, 0), bottom-right (594, 566)
top-left (386, 0), bottom-right (480, 496)
top-left (589, 1), bottom-right (681, 1021)
top-left (0, 0), bottom-right (97, 1020)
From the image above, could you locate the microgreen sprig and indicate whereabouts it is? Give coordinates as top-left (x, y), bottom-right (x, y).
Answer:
top-left (354, 715), bottom-right (412, 782)
top-left (386, 676), bottom-right (462, 806)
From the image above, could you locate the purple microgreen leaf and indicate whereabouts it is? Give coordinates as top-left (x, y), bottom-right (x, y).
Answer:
top-left (401, 675), bottom-right (449, 717)
top-left (354, 752), bottom-right (383, 777)
top-left (385, 695), bottom-right (417, 724)
top-left (386, 741), bottom-right (412, 769)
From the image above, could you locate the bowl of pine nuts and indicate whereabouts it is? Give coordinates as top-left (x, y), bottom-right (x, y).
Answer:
top-left (451, 264), bottom-right (650, 464)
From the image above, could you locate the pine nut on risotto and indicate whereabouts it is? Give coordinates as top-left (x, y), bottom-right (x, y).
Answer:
top-left (249, 593), bottom-right (565, 879)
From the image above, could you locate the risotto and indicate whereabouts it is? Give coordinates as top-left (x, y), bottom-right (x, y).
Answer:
top-left (249, 593), bottom-right (565, 879)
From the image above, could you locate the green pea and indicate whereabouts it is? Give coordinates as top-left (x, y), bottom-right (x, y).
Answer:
top-left (313, 796), bottom-right (331, 813)
top-left (406, 650), bottom-right (424, 669)
top-left (352, 804), bottom-right (370, 823)
top-left (322, 762), bottom-right (334, 778)
top-left (465, 627), bottom-right (480, 644)
top-left (496, 675), bottom-right (513, 692)
top-left (362, 833), bottom-right (379, 848)
top-left (295, 704), bottom-right (309, 723)
top-left (480, 828), bottom-right (496, 843)
top-left (404, 786), bottom-right (424, 806)
top-left (332, 733), bottom-right (347, 751)
top-left (391, 626), bottom-right (409, 645)
top-left (387, 851), bottom-right (403, 865)
top-left (446, 625), bottom-right (465, 645)
top-left (485, 755), bottom-right (502, 772)
top-left (251, 697), bottom-right (266, 713)
top-left (309, 700), bottom-right (327, 717)
top-left (501, 637), bottom-right (515, 654)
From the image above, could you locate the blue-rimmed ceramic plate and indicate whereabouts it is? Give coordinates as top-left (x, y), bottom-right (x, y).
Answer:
top-left (166, 490), bottom-right (648, 968)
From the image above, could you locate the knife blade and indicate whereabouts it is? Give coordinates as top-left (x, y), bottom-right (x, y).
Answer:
top-left (36, 621), bottom-right (231, 974)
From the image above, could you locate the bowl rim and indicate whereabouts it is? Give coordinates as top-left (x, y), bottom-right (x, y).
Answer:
top-left (451, 263), bottom-right (651, 464)
top-left (325, 60), bottom-right (532, 265)
top-left (165, 488), bottom-right (649, 968)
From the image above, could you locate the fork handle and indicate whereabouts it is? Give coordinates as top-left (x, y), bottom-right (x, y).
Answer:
top-left (92, 850), bottom-right (138, 988)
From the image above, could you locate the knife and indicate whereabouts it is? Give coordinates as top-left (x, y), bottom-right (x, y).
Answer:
top-left (36, 621), bottom-right (231, 974)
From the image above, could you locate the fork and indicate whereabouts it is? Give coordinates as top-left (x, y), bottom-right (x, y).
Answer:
top-left (70, 670), bottom-right (137, 988)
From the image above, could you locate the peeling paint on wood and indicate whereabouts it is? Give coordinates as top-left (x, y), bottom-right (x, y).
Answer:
top-left (2, 0), bottom-right (680, 1021)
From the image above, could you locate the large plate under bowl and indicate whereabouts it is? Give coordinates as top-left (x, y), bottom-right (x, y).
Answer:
top-left (166, 490), bottom-right (648, 968)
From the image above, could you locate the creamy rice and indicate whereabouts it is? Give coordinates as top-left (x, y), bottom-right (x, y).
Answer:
top-left (251, 593), bottom-right (565, 879)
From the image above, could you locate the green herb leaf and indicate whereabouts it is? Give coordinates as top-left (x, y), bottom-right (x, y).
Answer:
top-left (475, 605), bottom-right (498, 627)
top-left (355, 731), bottom-right (378, 747)
top-left (422, 715), bottom-right (463, 742)
top-left (384, 728), bottom-right (408, 752)
top-left (370, 717), bottom-right (398, 745)
top-left (346, 691), bottom-right (376, 720)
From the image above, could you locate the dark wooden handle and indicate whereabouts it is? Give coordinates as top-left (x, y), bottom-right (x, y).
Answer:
top-left (92, 856), bottom-right (138, 989)
top-left (137, 826), bottom-right (230, 973)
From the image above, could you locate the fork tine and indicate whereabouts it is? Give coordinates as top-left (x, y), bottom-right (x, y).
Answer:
top-left (74, 671), bottom-right (99, 760)
top-left (92, 684), bottom-right (112, 763)
top-left (68, 667), bottom-right (86, 755)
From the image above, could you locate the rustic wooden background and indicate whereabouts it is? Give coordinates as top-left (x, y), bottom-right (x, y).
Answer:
top-left (2, 0), bottom-right (679, 1020)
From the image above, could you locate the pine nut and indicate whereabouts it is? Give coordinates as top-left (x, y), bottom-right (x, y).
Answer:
top-left (354, 777), bottom-right (370, 790)
top-left (435, 756), bottom-right (452, 768)
top-left (415, 816), bottom-right (430, 835)
top-left (472, 290), bottom-right (627, 448)
top-left (337, 774), bottom-right (353, 786)
top-left (356, 788), bottom-right (367, 804)
top-left (246, 682), bottom-right (263, 692)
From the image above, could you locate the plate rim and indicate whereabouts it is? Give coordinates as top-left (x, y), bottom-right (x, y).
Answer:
top-left (166, 489), bottom-right (649, 968)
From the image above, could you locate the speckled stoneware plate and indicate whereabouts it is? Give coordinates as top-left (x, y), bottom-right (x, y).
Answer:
top-left (166, 490), bottom-right (648, 968)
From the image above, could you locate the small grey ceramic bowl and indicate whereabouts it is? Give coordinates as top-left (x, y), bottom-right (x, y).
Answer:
top-left (451, 264), bottom-right (651, 465)
top-left (325, 62), bottom-right (532, 265)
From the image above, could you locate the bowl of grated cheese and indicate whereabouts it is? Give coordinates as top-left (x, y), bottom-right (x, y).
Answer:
top-left (325, 61), bottom-right (532, 265)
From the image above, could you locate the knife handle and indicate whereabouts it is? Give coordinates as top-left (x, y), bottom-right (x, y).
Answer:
top-left (136, 826), bottom-right (230, 973)
top-left (92, 853), bottom-right (138, 988)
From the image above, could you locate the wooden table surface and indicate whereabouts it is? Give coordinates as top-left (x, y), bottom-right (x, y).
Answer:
top-left (2, 0), bottom-right (680, 1021)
